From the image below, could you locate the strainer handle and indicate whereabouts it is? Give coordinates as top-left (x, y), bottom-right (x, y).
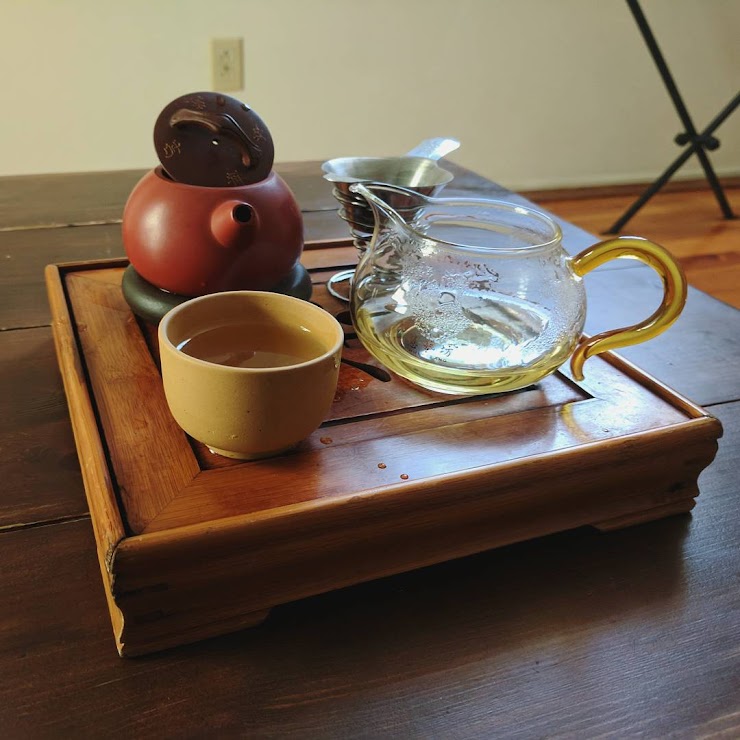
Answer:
top-left (405, 138), bottom-right (460, 161)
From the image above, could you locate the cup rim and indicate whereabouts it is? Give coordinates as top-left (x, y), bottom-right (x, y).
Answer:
top-left (158, 290), bottom-right (344, 373)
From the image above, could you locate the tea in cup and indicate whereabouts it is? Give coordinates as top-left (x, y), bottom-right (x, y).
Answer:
top-left (158, 291), bottom-right (344, 459)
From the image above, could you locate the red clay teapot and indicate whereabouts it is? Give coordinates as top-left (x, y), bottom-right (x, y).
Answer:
top-left (122, 92), bottom-right (304, 299)
top-left (123, 166), bottom-right (303, 296)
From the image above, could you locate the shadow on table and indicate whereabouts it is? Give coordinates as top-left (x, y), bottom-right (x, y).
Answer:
top-left (176, 511), bottom-right (692, 676)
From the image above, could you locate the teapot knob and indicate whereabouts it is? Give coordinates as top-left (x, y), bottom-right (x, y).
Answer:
top-left (210, 200), bottom-right (256, 249)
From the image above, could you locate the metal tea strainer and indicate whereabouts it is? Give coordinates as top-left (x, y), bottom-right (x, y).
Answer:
top-left (321, 137), bottom-right (460, 300)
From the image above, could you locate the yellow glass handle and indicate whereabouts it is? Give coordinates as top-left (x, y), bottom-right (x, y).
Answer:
top-left (569, 236), bottom-right (687, 380)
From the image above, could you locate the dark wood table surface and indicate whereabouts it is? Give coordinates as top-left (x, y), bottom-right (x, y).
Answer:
top-left (1, 162), bottom-right (739, 738)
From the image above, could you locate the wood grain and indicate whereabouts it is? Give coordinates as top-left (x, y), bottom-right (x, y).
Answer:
top-left (0, 164), bottom-right (615, 332)
top-left (146, 368), bottom-right (694, 533)
top-left (0, 326), bottom-right (87, 529)
top-left (2, 165), bottom-right (740, 735)
top-left (46, 253), bottom-right (722, 655)
top-left (65, 270), bottom-right (200, 534)
top-left (0, 169), bottom-right (146, 230)
top-left (44, 265), bottom-right (127, 644)
top-left (584, 272), bottom-right (740, 406)
top-left (0, 402), bottom-right (737, 736)
top-left (0, 160), bottom-right (510, 231)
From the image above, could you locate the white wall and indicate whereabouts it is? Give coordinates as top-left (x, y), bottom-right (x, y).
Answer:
top-left (1, 0), bottom-right (738, 189)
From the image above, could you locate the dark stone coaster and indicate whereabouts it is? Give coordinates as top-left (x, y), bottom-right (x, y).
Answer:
top-left (122, 263), bottom-right (313, 325)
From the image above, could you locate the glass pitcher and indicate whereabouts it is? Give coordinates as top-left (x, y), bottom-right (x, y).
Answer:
top-left (349, 182), bottom-right (687, 396)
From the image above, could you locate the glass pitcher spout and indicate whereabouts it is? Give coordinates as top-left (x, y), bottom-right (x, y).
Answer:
top-left (348, 182), bottom-right (431, 244)
top-left (349, 182), bottom-right (398, 227)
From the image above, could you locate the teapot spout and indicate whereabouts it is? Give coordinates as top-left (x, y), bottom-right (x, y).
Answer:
top-left (210, 199), bottom-right (255, 248)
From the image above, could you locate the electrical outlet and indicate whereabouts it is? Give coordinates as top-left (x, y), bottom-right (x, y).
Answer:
top-left (211, 38), bottom-right (243, 92)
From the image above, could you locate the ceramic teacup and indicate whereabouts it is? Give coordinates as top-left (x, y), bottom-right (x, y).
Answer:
top-left (158, 291), bottom-right (344, 460)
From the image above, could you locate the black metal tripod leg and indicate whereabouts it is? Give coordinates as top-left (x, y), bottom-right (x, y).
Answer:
top-left (626, 0), bottom-right (697, 135)
top-left (606, 147), bottom-right (695, 234)
top-left (694, 146), bottom-right (736, 220)
top-left (691, 91), bottom-right (740, 220)
top-left (607, 1), bottom-right (739, 232)
top-left (607, 91), bottom-right (740, 233)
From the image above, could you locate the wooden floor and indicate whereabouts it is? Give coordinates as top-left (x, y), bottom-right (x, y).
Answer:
top-left (523, 185), bottom-right (740, 309)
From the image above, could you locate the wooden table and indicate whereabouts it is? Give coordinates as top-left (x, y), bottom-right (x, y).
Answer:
top-left (1, 162), bottom-right (739, 737)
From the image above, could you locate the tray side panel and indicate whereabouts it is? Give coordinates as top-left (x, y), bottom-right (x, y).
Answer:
top-left (142, 347), bottom-right (695, 532)
top-left (65, 271), bottom-right (200, 533)
top-left (112, 419), bottom-right (720, 656)
top-left (44, 264), bottom-right (126, 649)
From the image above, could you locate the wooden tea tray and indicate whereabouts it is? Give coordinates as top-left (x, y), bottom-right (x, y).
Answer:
top-left (46, 244), bottom-right (722, 657)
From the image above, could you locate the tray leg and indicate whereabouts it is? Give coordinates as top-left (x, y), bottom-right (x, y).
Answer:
top-left (117, 608), bottom-right (272, 658)
top-left (591, 495), bottom-right (697, 532)
top-left (239, 608), bottom-right (272, 628)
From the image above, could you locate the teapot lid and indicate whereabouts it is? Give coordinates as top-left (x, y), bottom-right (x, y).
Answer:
top-left (153, 91), bottom-right (274, 187)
